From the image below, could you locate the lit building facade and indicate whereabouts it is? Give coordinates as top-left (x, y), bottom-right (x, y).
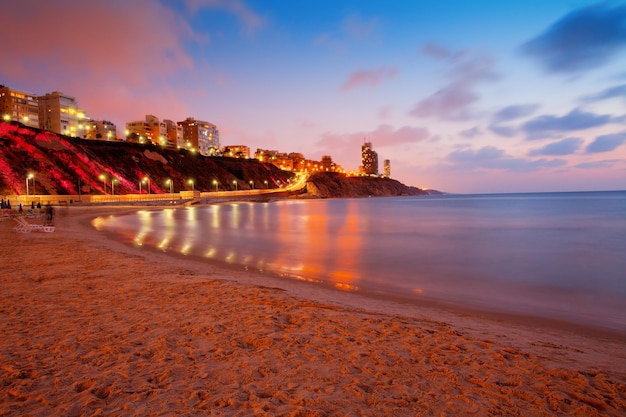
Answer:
top-left (125, 119), bottom-right (150, 144)
top-left (361, 141), bottom-right (378, 175)
top-left (84, 120), bottom-right (117, 141)
top-left (125, 114), bottom-right (167, 145)
top-left (223, 145), bottom-right (251, 158)
top-left (0, 85), bottom-right (40, 128)
top-left (383, 159), bottom-right (391, 178)
top-left (38, 91), bottom-right (85, 137)
top-left (178, 117), bottom-right (220, 156)
top-left (164, 119), bottom-right (183, 148)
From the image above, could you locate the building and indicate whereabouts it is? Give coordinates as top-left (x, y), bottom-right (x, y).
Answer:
top-left (177, 117), bottom-right (220, 156)
top-left (223, 145), bottom-right (251, 159)
top-left (360, 141), bottom-right (378, 175)
top-left (164, 119), bottom-right (183, 148)
top-left (125, 118), bottom-right (150, 144)
top-left (383, 159), bottom-right (391, 178)
top-left (83, 120), bottom-right (117, 141)
top-left (0, 85), bottom-right (40, 129)
top-left (38, 91), bottom-right (86, 137)
top-left (125, 114), bottom-right (168, 146)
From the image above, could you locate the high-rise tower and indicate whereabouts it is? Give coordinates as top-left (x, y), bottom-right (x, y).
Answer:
top-left (361, 141), bottom-right (378, 175)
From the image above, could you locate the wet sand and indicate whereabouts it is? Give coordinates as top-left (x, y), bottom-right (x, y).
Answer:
top-left (0, 206), bottom-right (624, 416)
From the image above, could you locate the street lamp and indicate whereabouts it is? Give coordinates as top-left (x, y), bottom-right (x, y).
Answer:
top-left (26, 173), bottom-right (34, 196)
top-left (188, 179), bottom-right (194, 192)
top-left (264, 180), bottom-right (268, 189)
top-left (213, 179), bottom-right (218, 191)
top-left (143, 177), bottom-right (150, 194)
top-left (249, 180), bottom-right (254, 189)
top-left (166, 179), bottom-right (173, 194)
top-left (233, 180), bottom-right (238, 191)
top-left (99, 174), bottom-right (107, 194)
top-left (111, 178), bottom-right (117, 196)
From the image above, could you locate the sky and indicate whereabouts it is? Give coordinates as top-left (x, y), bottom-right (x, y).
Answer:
top-left (2, 0), bottom-right (626, 193)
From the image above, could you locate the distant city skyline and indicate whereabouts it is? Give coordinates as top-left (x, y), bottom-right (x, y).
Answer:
top-left (2, 0), bottom-right (625, 193)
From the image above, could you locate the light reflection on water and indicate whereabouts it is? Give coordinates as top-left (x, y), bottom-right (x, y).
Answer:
top-left (93, 192), bottom-right (626, 330)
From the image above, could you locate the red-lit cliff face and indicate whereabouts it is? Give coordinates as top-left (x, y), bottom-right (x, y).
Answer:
top-left (0, 122), bottom-right (294, 196)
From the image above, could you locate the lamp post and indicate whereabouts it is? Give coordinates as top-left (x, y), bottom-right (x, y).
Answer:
top-left (233, 180), bottom-right (238, 191)
top-left (166, 179), bottom-right (173, 194)
top-left (249, 180), bottom-right (254, 189)
top-left (213, 179), bottom-right (218, 191)
top-left (264, 180), bottom-right (268, 189)
top-left (111, 178), bottom-right (117, 196)
top-left (26, 174), bottom-right (34, 196)
top-left (188, 179), bottom-right (194, 192)
top-left (99, 174), bottom-right (107, 194)
top-left (143, 177), bottom-right (150, 194)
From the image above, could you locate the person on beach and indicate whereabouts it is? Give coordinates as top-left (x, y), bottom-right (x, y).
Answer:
top-left (45, 203), bottom-right (54, 225)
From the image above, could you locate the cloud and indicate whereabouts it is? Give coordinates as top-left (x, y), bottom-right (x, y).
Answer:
top-left (446, 146), bottom-right (566, 172)
top-left (0, 0), bottom-right (195, 87)
top-left (340, 68), bottom-right (398, 91)
top-left (410, 45), bottom-right (498, 120)
top-left (185, 0), bottom-right (266, 34)
top-left (459, 127), bottom-right (482, 138)
top-left (522, 108), bottom-right (613, 139)
top-left (575, 159), bottom-right (621, 169)
top-left (317, 124), bottom-right (429, 154)
top-left (585, 132), bottom-right (626, 153)
top-left (409, 85), bottom-right (479, 120)
top-left (488, 124), bottom-right (518, 138)
top-left (529, 137), bottom-right (583, 156)
top-left (492, 104), bottom-right (540, 124)
top-left (581, 83), bottom-right (626, 103)
top-left (521, 2), bottom-right (626, 74)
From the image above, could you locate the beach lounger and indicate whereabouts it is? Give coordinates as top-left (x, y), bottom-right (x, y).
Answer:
top-left (13, 217), bottom-right (55, 233)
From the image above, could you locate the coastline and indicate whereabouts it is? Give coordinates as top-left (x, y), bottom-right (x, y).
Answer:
top-left (1, 205), bottom-right (625, 416)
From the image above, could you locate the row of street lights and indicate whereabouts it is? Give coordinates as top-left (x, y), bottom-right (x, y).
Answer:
top-left (27, 171), bottom-right (274, 196)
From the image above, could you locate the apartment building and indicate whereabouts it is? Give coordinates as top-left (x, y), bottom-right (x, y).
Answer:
top-left (0, 85), bottom-right (40, 129)
top-left (223, 145), bottom-right (251, 158)
top-left (383, 159), bottom-right (391, 178)
top-left (164, 119), bottom-right (183, 148)
top-left (83, 120), bottom-right (117, 141)
top-left (177, 117), bottom-right (220, 156)
top-left (38, 91), bottom-right (86, 137)
top-left (361, 141), bottom-right (379, 175)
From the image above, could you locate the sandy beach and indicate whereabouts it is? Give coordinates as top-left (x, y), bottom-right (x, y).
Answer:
top-left (0, 205), bottom-right (624, 416)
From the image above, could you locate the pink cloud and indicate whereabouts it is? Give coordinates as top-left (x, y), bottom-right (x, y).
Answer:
top-left (340, 68), bottom-right (398, 91)
top-left (0, 1), bottom-right (195, 87)
top-left (317, 124), bottom-right (430, 154)
top-left (410, 83), bottom-right (478, 120)
top-left (411, 44), bottom-right (498, 120)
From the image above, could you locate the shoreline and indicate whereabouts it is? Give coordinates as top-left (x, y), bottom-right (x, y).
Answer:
top-left (1, 205), bottom-right (625, 416)
top-left (90, 202), bottom-right (626, 340)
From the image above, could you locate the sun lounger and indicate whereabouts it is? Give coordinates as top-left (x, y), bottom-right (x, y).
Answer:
top-left (13, 217), bottom-right (55, 233)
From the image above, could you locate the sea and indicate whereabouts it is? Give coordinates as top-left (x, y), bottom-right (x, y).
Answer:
top-left (93, 191), bottom-right (626, 332)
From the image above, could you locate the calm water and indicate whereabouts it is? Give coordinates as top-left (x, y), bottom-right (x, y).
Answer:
top-left (93, 191), bottom-right (626, 331)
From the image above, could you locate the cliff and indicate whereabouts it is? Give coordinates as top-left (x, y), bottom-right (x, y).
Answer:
top-left (303, 172), bottom-right (437, 198)
top-left (0, 122), bottom-right (293, 196)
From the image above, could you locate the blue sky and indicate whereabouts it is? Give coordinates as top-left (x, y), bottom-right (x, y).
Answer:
top-left (2, 0), bottom-right (626, 193)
